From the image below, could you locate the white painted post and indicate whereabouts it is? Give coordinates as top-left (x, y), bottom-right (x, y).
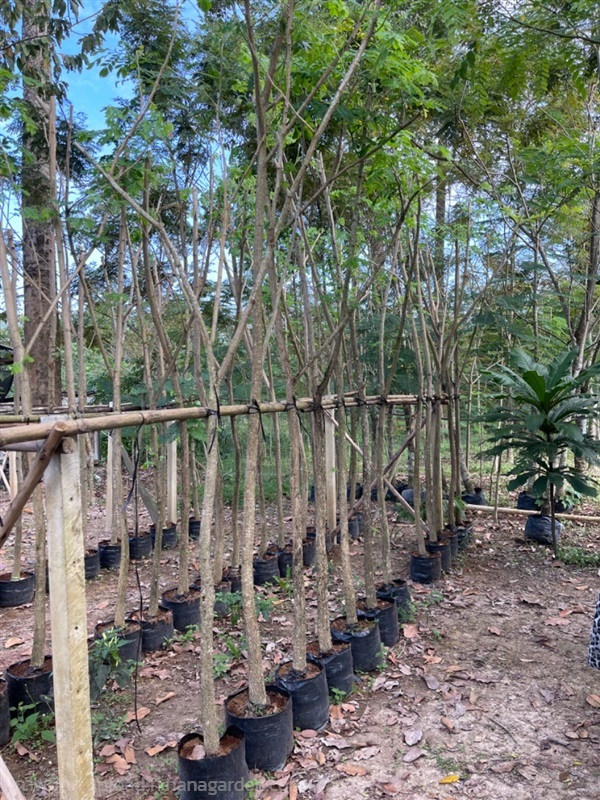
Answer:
top-left (45, 429), bottom-right (95, 800)
top-left (167, 424), bottom-right (177, 524)
top-left (324, 398), bottom-right (337, 534)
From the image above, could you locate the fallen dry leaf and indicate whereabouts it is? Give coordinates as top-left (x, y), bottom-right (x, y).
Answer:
top-left (353, 746), bottom-right (380, 760)
top-left (379, 784), bottom-right (402, 796)
top-left (336, 763), bottom-right (368, 777)
top-left (403, 727), bottom-right (423, 746)
top-left (125, 706), bottom-right (151, 723)
top-left (4, 636), bottom-right (24, 649)
top-left (145, 742), bottom-right (176, 757)
top-left (545, 617), bottom-right (570, 627)
top-left (439, 774), bottom-right (460, 784)
top-left (586, 694), bottom-right (600, 708)
top-left (403, 624), bottom-right (419, 639)
top-left (14, 742), bottom-right (40, 762)
top-left (155, 691), bottom-right (175, 705)
top-left (403, 747), bottom-right (427, 763)
top-left (487, 626), bottom-right (502, 636)
top-left (423, 673), bottom-right (440, 691)
top-left (123, 744), bottom-right (136, 764)
top-left (289, 780), bottom-right (298, 800)
top-left (99, 744), bottom-right (116, 757)
top-left (97, 600), bottom-right (109, 610)
top-left (105, 754), bottom-right (130, 775)
top-left (441, 716), bottom-right (456, 732)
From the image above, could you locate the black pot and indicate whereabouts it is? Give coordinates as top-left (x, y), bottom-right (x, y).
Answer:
top-left (226, 567), bottom-right (242, 594)
top-left (347, 483), bottom-right (363, 500)
top-left (192, 579), bottom-right (232, 618)
top-left (178, 727), bottom-right (248, 800)
top-left (331, 617), bottom-right (382, 673)
top-left (517, 491), bottom-right (539, 511)
top-left (0, 678), bottom-right (10, 745)
top-left (524, 514), bottom-right (564, 546)
top-left (443, 531), bottom-right (459, 559)
top-left (456, 524), bottom-right (472, 551)
top-left (277, 547), bottom-right (294, 577)
top-left (302, 537), bottom-right (316, 567)
top-left (358, 598), bottom-right (399, 648)
top-left (409, 552), bottom-right (442, 584)
top-left (140, 612), bottom-right (174, 652)
top-left (129, 532), bottom-right (153, 561)
top-left (160, 587), bottom-right (201, 632)
top-left (308, 643), bottom-right (354, 696)
top-left (225, 685), bottom-right (293, 772)
top-left (274, 661), bottom-right (329, 731)
top-left (376, 579), bottom-right (412, 620)
top-left (94, 621), bottom-right (142, 664)
top-left (462, 488), bottom-right (486, 506)
top-left (150, 523), bottom-right (178, 550)
top-left (6, 657), bottom-right (54, 715)
top-left (253, 555), bottom-right (280, 586)
top-left (188, 517), bottom-right (201, 540)
top-left (426, 540), bottom-right (451, 572)
top-left (84, 549), bottom-right (100, 580)
top-left (348, 517), bottom-right (360, 539)
top-left (0, 571), bottom-right (35, 608)
top-left (99, 541), bottom-right (121, 570)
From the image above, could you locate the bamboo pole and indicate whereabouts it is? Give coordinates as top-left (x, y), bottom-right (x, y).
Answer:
top-left (324, 398), bottom-right (337, 534)
top-left (0, 394), bottom-right (439, 448)
top-left (464, 503), bottom-right (600, 523)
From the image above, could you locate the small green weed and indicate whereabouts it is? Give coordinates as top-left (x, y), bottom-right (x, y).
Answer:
top-left (91, 708), bottom-right (128, 746)
top-left (10, 703), bottom-right (56, 748)
top-left (557, 545), bottom-right (600, 568)
top-left (397, 601), bottom-right (416, 624)
top-left (88, 631), bottom-right (136, 700)
top-left (330, 687), bottom-right (348, 705)
top-left (213, 652), bottom-right (232, 679)
top-left (255, 593), bottom-right (275, 621)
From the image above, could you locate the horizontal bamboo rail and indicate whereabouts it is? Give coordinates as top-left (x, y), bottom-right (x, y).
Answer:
top-left (465, 503), bottom-right (600, 524)
top-left (0, 394), bottom-right (442, 447)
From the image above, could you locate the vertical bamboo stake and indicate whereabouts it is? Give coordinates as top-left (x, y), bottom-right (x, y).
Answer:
top-left (45, 431), bottom-right (94, 800)
top-left (167, 427), bottom-right (177, 524)
top-left (324, 398), bottom-right (337, 535)
top-left (105, 432), bottom-right (114, 540)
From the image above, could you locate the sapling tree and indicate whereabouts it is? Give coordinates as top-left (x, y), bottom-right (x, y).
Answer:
top-left (484, 349), bottom-right (600, 556)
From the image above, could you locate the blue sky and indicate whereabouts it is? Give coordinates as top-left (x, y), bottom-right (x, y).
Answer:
top-left (58, 1), bottom-right (132, 130)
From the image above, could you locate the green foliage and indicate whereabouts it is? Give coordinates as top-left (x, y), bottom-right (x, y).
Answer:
top-left (10, 703), bottom-right (56, 748)
top-left (88, 631), bottom-right (137, 701)
top-left (329, 686), bottom-right (348, 704)
top-left (484, 349), bottom-right (600, 554)
top-left (557, 546), bottom-right (600, 569)
top-left (484, 349), bottom-right (600, 500)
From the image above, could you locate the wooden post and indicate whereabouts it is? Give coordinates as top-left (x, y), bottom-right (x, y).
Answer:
top-left (324, 399), bottom-right (337, 534)
top-left (0, 754), bottom-right (27, 800)
top-left (45, 428), bottom-right (95, 800)
top-left (167, 424), bottom-right (177, 524)
top-left (105, 431), bottom-right (113, 537)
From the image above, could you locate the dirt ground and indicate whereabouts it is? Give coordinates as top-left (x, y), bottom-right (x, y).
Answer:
top-left (1, 487), bottom-right (600, 800)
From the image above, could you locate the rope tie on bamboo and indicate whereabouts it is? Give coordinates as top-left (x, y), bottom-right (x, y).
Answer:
top-left (207, 391), bottom-right (221, 454)
top-left (378, 395), bottom-right (388, 406)
top-left (122, 424), bottom-right (144, 527)
top-left (248, 398), bottom-right (267, 442)
top-left (289, 395), bottom-right (310, 436)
